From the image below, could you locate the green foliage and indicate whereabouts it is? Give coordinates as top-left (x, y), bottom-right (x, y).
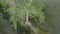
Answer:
top-left (0, 0), bottom-right (46, 34)
top-left (9, 0), bottom-right (45, 28)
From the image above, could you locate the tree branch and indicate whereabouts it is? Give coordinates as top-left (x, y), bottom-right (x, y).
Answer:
top-left (25, 13), bottom-right (37, 34)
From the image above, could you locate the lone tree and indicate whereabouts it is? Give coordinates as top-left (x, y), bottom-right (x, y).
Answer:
top-left (0, 0), bottom-right (46, 34)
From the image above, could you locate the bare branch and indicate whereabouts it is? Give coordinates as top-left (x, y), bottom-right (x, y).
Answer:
top-left (25, 13), bottom-right (38, 34)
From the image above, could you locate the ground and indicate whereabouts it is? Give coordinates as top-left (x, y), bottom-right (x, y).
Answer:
top-left (43, 0), bottom-right (60, 34)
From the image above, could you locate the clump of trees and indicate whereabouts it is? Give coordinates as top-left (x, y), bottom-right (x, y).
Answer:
top-left (0, 0), bottom-right (46, 34)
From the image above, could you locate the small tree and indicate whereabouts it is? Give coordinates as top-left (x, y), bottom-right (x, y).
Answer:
top-left (0, 0), bottom-right (46, 34)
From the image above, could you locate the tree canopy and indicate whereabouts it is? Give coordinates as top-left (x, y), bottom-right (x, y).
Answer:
top-left (0, 0), bottom-right (46, 34)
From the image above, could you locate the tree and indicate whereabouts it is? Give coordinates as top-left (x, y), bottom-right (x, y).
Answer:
top-left (0, 0), bottom-right (46, 34)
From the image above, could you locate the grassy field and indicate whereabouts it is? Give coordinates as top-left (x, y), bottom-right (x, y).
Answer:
top-left (43, 0), bottom-right (60, 34)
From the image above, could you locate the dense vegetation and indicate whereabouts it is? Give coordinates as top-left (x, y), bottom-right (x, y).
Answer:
top-left (0, 0), bottom-right (46, 34)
